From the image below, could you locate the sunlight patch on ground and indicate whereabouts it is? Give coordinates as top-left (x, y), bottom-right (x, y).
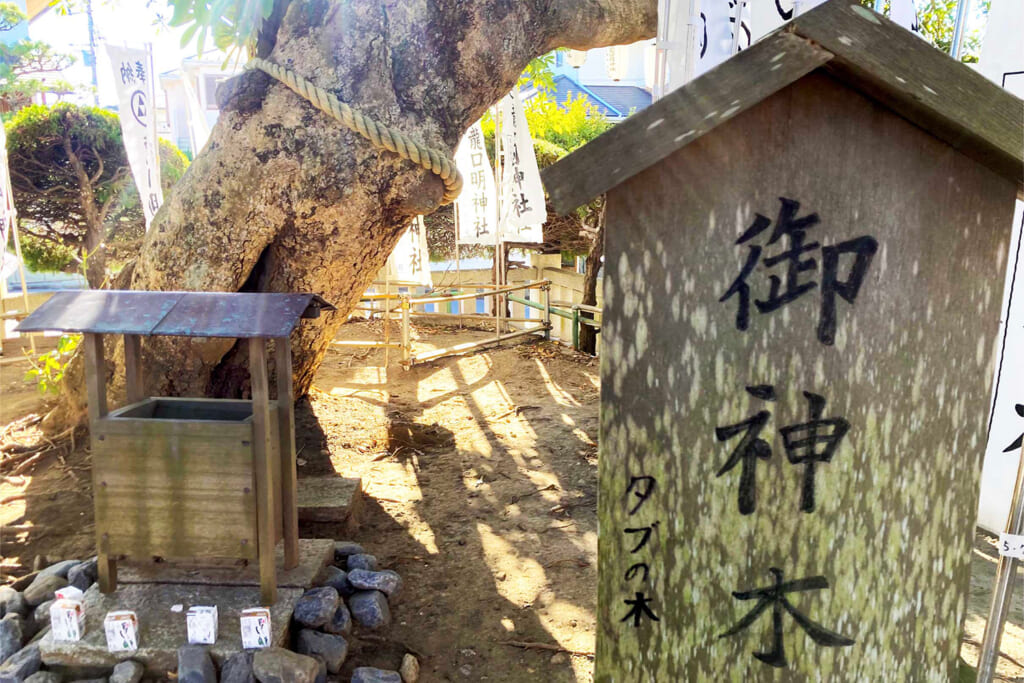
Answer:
top-left (0, 486), bottom-right (28, 525)
top-left (534, 358), bottom-right (582, 407)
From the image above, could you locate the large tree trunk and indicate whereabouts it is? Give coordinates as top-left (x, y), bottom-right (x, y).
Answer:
top-left (115, 0), bottom-right (654, 400)
top-left (64, 139), bottom-right (107, 289)
top-left (578, 207), bottom-right (604, 355)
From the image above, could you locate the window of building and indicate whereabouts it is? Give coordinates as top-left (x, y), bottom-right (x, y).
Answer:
top-left (203, 75), bottom-right (227, 110)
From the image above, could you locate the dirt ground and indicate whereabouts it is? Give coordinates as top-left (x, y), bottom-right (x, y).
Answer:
top-left (1, 319), bottom-right (1022, 681)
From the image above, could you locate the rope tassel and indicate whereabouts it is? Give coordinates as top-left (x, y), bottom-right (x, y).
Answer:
top-left (246, 57), bottom-right (464, 204)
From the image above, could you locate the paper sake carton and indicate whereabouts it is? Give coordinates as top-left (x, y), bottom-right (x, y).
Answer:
top-left (186, 605), bottom-right (218, 645)
top-left (49, 587), bottom-right (86, 642)
top-left (103, 610), bottom-right (139, 653)
top-left (239, 607), bottom-right (272, 649)
top-left (54, 586), bottom-right (84, 601)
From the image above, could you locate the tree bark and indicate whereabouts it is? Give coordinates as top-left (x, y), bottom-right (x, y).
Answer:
top-left (64, 138), bottom-right (106, 289)
top-left (117, 0), bottom-right (654, 400)
top-left (578, 206), bottom-right (604, 355)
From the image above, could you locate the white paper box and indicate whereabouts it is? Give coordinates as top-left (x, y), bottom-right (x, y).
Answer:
top-left (103, 610), bottom-right (139, 653)
top-left (239, 607), bottom-right (271, 649)
top-left (54, 586), bottom-right (84, 602)
top-left (186, 605), bottom-right (218, 645)
top-left (50, 598), bottom-right (85, 642)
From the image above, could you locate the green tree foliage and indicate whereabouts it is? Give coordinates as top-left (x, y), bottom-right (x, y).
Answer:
top-left (168, 0), bottom-right (278, 61)
top-left (859, 0), bottom-right (991, 62)
top-left (0, 1), bottom-right (24, 31)
top-left (0, 3), bottom-right (75, 113)
top-left (6, 104), bottom-right (189, 280)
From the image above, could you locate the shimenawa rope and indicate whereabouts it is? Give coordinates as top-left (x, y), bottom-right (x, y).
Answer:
top-left (246, 57), bottom-right (463, 204)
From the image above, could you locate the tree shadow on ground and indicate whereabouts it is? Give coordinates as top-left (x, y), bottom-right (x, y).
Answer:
top-left (313, 323), bottom-right (600, 681)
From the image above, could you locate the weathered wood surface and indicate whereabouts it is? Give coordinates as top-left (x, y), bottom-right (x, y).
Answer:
top-left (597, 72), bottom-right (1018, 681)
top-left (84, 331), bottom-right (115, 592)
top-left (275, 336), bottom-right (300, 569)
top-left (82, 333), bottom-right (108, 422)
top-left (542, 0), bottom-right (1024, 214)
top-left (542, 31), bottom-right (832, 214)
top-left (793, 0), bottom-right (1024, 187)
top-left (249, 337), bottom-right (278, 605)
top-left (123, 334), bottom-right (144, 404)
top-left (92, 417), bottom-right (258, 562)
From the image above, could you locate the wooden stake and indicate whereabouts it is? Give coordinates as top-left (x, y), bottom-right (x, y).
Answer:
top-left (249, 338), bottom-right (277, 605)
top-left (123, 335), bottom-right (144, 404)
top-left (84, 333), bottom-right (115, 592)
top-left (274, 336), bottom-right (299, 570)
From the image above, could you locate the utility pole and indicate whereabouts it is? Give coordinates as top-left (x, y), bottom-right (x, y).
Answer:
top-left (86, 0), bottom-right (99, 105)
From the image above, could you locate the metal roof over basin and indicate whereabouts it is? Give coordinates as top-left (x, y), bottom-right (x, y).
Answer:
top-left (16, 290), bottom-right (334, 338)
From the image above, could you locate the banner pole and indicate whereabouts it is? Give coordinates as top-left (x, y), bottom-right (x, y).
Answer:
top-left (977, 441), bottom-right (1024, 682)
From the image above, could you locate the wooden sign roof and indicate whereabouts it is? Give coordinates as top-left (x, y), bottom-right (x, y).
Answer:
top-left (16, 290), bottom-right (333, 339)
top-left (542, 0), bottom-right (1024, 214)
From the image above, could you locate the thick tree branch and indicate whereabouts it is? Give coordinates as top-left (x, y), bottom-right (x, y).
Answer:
top-left (89, 146), bottom-right (105, 184)
top-left (112, 0), bottom-right (659, 401)
top-left (540, 0), bottom-right (658, 49)
top-left (10, 169), bottom-right (67, 196)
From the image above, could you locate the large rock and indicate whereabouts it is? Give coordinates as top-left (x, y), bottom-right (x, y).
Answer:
top-left (36, 561), bottom-right (79, 582)
top-left (177, 645), bottom-right (216, 683)
top-left (332, 542), bottom-right (364, 564)
top-left (322, 604), bottom-right (351, 636)
top-left (0, 643), bottom-right (41, 683)
top-left (346, 570), bottom-right (402, 602)
top-left (22, 577), bottom-right (66, 609)
top-left (346, 555), bottom-right (378, 572)
top-left (110, 659), bottom-right (144, 683)
top-left (67, 560), bottom-right (98, 593)
top-left (252, 647), bottom-right (319, 683)
top-left (0, 590), bottom-right (26, 620)
top-left (347, 591), bottom-right (390, 630)
top-left (0, 616), bottom-right (23, 664)
top-left (399, 654), bottom-right (420, 683)
top-left (220, 651), bottom-right (255, 683)
top-left (292, 588), bottom-right (338, 630)
top-left (31, 602), bottom-right (52, 634)
top-left (23, 672), bottom-right (62, 683)
top-left (316, 567), bottom-right (354, 598)
top-left (295, 630), bottom-right (347, 674)
top-left (351, 667), bottom-right (402, 683)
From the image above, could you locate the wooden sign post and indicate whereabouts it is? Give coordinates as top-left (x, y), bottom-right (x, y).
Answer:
top-left (542, 2), bottom-right (1023, 680)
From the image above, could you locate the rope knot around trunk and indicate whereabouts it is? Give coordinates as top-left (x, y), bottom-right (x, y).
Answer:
top-left (246, 57), bottom-right (463, 204)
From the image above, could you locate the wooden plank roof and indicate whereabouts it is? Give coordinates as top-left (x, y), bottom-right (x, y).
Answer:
top-left (17, 290), bottom-right (333, 338)
top-left (542, 0), bottom-right (1024, 214)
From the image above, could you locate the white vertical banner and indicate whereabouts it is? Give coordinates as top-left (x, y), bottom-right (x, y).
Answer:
top-left (968, 0), bottom-right (1023, 532)
top-left (106, 44), bottom-right (162, 230)
top-left (694, 0), bottom-right (751, 78)
top-left (0, 126), bottom-right (13, 255)
top-left (387, 215), bottom-right (432, 286)
top-left (751, 0), bottom-right (826, 42)
top-left (454, 120), bottom-right (498, 246)
top-left (498, 90), bottom-right (546, 243)
top-left (889, 0), bottom-right (922, 35)
top-left (977, 201), bottom-right (1024, 532)
top-left (977, 0), bottom-right (1024, 97)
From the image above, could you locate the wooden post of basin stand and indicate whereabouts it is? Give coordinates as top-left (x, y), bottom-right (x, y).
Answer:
top-left (275, 336), bottom-right (299, 569)
top-left (83, 333), bottom-right (116, 593)
top-left (123, 335), bottom-right (144, 404)
top-left (249, 338), bottom-right (278, 605)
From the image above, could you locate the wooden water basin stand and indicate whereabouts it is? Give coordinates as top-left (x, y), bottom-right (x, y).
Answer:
top-left (17, 290), bottom-right (333, 605)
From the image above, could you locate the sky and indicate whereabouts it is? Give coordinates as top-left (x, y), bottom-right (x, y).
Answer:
top-left (29, 0), bottom-right (234, 107)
